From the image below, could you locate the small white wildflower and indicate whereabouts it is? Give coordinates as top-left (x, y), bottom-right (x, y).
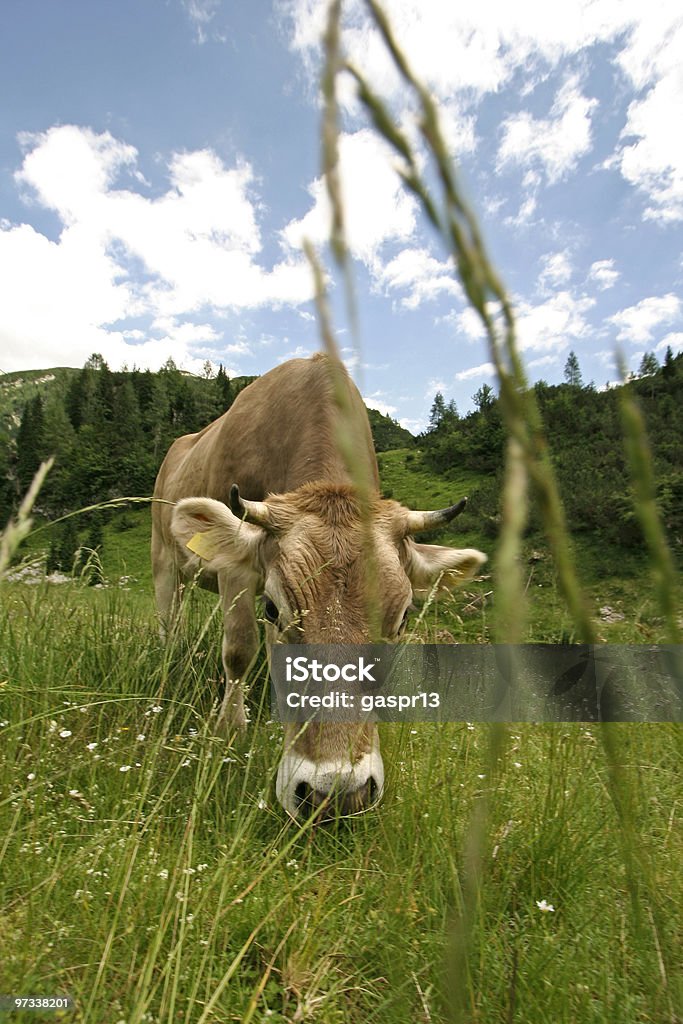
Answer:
top-left (119, 765), bottom-right (131, 773)
top-left (136, 734), bottom-right (146, 742)
top-left (410, 729), bottom-right (417, 735)
top-left (183, 867), bottom-right (196, 875)
top-left (286, 859), bottom-right (298, 870)
top-left (27, 772), bottom-right (36, 781)
top-left (197, 863), bottom-right (209, 872)
top-left (86, 742), bottom-right (98, 751)
top-left (257, 799), bottom-right (267, 810)
top-left (513, 761), bottom-right (522, 768)
top-left (157, 869), bottom-right (169, 879)
top-left (69, 789), bottom-right (80, 797)
top-left (186, 913), bottom-right (194, 923)
top-left (477, 774), bottom-right (486, 780)
top-left (175, 891), bottom-right (185, 902)
top-left (536, 899), bottom-right (555, 913)
top-left (59, 729), bottom-right (72, 738)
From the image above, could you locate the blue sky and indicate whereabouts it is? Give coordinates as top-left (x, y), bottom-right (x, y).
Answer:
top-left (1, 0), bottom-right (681, 429)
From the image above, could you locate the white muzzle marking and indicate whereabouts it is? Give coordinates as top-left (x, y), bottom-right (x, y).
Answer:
top-left (276, 746), bottom-right (385, 818)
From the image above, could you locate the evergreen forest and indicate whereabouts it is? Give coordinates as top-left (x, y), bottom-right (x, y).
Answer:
top-left (1, 347), bottom-right (682, 572)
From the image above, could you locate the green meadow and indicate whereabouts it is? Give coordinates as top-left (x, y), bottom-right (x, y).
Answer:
top-left (1, 448), bottom-right (680, 1023)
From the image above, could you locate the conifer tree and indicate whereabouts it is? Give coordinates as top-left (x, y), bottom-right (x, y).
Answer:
top-left (638, 352), bottom-right (659, 377)
top-left (16, 395), bottom-right (46, 490)
top-left (429, 392), bottom-right (446, 430)
top-left (215, 363), bottom-right (232, 414)
top-left (472, 383), bottom-right (495, 412)
top-left (563, 350), bottom-right (583, 387)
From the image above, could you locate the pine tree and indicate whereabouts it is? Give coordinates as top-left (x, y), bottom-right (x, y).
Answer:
top-left (444, 398), bottom-right (459, 426)
top-left (16, 395), bottom-right (46, 490)
top-left (65, 363), bottom-right (98, 430)
top-left (663, 346), bottom-right (675, 380)
top-left (93, 359), bottom-right (115, 425)
top-left (429, 392), bottom-right (446, 430)
top-left (638, 352), bottom-right (659, 377)
top-left (214, 364), bottom-right (232, 414)
top-left (472, 383), bottom-right (495, 412)
top-left (564, 350), bottom-right (583, 387)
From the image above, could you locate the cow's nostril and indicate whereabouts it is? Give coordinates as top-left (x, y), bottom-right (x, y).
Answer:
top-left (368, 776), bottom-right (379, 805)
top-left (294, 781), bottom-right (311, 807)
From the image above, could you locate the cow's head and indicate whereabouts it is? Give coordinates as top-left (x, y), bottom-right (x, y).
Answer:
top-left (171, 483), bottom-right (486, 819)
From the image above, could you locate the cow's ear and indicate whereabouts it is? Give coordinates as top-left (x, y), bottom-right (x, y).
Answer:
top-left (405, 540), bottom-right (487, 593)
top-left (171, 497), bottom-right (263, 569)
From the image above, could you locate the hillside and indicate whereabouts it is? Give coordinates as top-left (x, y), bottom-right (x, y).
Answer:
top-left (3, 350), bottom-right (682, 636)
top-left (419, 350), bottom-right (683, 556)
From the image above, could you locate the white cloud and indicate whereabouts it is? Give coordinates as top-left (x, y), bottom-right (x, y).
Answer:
top-left (282, 1), bottom-right (683, 220)
top-left (608, 294), bottom-right (682, 344)
top-left (182, 0), bottom-right (222, 44)
top-left (363, 391), bottom-right (397, 416)
top-left (588, 259), bottom-right (620, 290)
top-left (527, 354), bottom-right (561, 370)
top-left (399, 416), bottom-right (424, 434)
top-left (602, 7), bottom-right (683, 220)
top-left (376, 248), bottom-right (462, 309)
top-left (276, 344), bottom-right (315, 363)
top-left (498, 76), bottom-right (598, 184)
top-left (1, 125), bottom-right (314, 372)
top-left (454, 361), bottom-right (494, 382)
top-left (655, 331), bottom-right (683, 354)
top-left (282, 0), bottom-right (640, 104)
top-left (281, 129), bottom-right (417, 271)
top-left (425, 378), bottom-right (446, 399)
top-left (504, 193), bottom-right (538, 228)
top-left (538, 250), bottom-right (573, 292)
top-left (616, 22), bottom-right (683, 222)
top-left (515, 290), bottom-right (595, 352)
top-left (447, 306), bottom-right (486, 342)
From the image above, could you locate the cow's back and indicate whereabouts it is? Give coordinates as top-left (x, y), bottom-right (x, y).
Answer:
top-left (152, 354), bottom-right (379, 546)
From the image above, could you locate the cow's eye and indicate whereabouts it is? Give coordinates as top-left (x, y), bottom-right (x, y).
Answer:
top-left (263, 596), bottom-right (280, 625)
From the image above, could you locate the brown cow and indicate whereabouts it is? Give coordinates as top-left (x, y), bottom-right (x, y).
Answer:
top-left (152, 354), bottom-right (485, 818)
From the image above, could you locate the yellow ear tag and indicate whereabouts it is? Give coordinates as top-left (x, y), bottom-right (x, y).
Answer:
top-left (186, 531), bottom-right (219, 560)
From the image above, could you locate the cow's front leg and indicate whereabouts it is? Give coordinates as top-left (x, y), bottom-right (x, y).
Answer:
top-left (216, 572), bottom-right (260, 734)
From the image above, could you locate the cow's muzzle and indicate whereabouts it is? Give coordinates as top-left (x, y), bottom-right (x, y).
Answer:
top-left (276, 746), bottom-right (384, 820)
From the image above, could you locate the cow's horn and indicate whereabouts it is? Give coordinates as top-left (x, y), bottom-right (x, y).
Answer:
top-left (405, 497), bottom-right (467, 535)
top-left (229, 484), bottom-right (272, 529)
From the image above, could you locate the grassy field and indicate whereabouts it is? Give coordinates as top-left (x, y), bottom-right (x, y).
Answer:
top-left (1, 586), bottom-right (680, 1023)
top-left (1, 454), bottom-right (681, 1023)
